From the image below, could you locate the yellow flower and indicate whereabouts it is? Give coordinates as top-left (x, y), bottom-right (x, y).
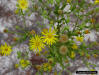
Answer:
top-left (0, 43), bottom-right (12, 56)
top-left (84, 30), bottom-right (90, 34)
top-left (67, 0), bottom-right (71, 3)
top-left (76, 36), bottom-right (84, 42)
top-left (58, 10), bottom-right (63, 15)
top-left (29, 35), bottom-right (45, 52)
top-left (36, 65), bottom-right (41, 70)
top-left (44, 67), bottom-right (47, 71)
top-left (15, 64), bottom-right (19, 68)
top-left (72, 44), bottom-right (78, 49)
top-left (42, 28), bottom-right (48, 34)
top-left (19, 59), bottom-right (30, 68)
top-left (0, 48), bottom-right (2, 55)
top-left (70, 51), bottom-right (75, 58)
top-left (59, 45), bottom-right (68, 55)
top-left (43, 63), bottom-right (48, 68)
top-left (93, 54), bottom-right (98, 58)
top-left (48, 65), bottom-right (52, 72)
top-left (14, 9), bottom-right (19, 14)
top-left (95, 0), bottom-right (99, 4)
top-left (48, 58), bottom-right (54, 64)
top-left (43, 63), bottom-right (48, 71)
top-left (50, 21), bottom-right (54, 24)
top-left (59, 34), bottom-right (68, 43)
top-left (41, 27), bottom-right (58, 45)
top-left (43, 63), bottom-right (52, 72)
top-left (18, 0), bottom-right (28, 10)
top-left (91, 18), bottom-right (95, 23)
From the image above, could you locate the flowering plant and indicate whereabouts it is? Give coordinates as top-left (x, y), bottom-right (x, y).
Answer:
top-left (0, 0), bottom-right (99, 74)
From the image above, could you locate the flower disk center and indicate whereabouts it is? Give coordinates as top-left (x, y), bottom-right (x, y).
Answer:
top-left (35, 42), bottom-right (40, 46)
top-left (47, 34), bottom-right (52, 38)
top-left (21, 3), bottom-right (25, 6)
top-left (5, 48), bottom-right (8, 51)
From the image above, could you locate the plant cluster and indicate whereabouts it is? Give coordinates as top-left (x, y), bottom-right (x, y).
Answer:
top-left (0, 0), bottom-right (99, 74)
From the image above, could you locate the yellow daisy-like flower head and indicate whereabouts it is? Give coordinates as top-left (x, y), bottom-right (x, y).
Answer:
top-left (0, 43), bottom-right (12, 56)
top-left (70, 51), bottom-right (75, 58)
top-left (76, 36), bottom-right (84, 42)
top-left (41, 27), bottom-right (58, 45)
top-left (42, 63), bottom-right (52, 72)
top-left (42, 28), bottom-right (48, 34)
top-left (15, 64), bottom-right (19, 69)
top-left (72, 44), bottom-right (78, 49)
top-left (29, 35), bottom-right (45, 53)
top-left (48, 65), bottom-right (52, 72)
top-left (19, 59), bottom-right (30, 68)
top-left (67, 0), bottom-right (71, 3)
top-left (18, 0), bottom-right (28, 10)
top-left (95, 0), bottom-right (99, 4)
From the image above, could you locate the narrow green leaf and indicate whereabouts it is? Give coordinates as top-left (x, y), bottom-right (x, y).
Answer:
top-left (56, 0), bottom-right (61, 3)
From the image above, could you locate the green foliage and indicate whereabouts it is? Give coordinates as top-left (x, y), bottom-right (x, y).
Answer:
top-left (17, 51), bottom-right (22, 59)
top-left (6, 0), bottom-right (99, 73)
top-left (56, 0), bottom-right (61, 3)
top-left (48, 0), bottom-right (54, 4)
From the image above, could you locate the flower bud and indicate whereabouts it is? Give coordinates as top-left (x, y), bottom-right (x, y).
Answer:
top-left (3, 29), bottom-right (8, 33)
top-left (13, 37), bottom-right (18, 41)
top-left (59, 34), bottom-right (68, 43)
top-left (93, 54), bottom-right (98, 58)
top-left (84, 30), bottom-right (90, 34)
top-left (58, 10), bottom-right (63, 15)
top-left (65, 59), bottom-right (69, 63)
top-left (29, 30), bottom-right (35, 35)
top-left (91, 18), bottom-right (95, 23)
top-left (86, 54), bottom-right (90, 59)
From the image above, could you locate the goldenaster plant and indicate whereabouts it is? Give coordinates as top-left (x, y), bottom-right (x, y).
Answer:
top-left (0, 0), bottom-right (99, 74)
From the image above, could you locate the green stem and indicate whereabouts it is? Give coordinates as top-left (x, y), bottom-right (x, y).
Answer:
top-left (65, 68), bottom-right (72, 75)
top-left (83, 58), bottom-right (91, 70)
top-left (56, 16), bottom-right (62, 38)
top-left (21, 9), bottom-right (27, 28)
